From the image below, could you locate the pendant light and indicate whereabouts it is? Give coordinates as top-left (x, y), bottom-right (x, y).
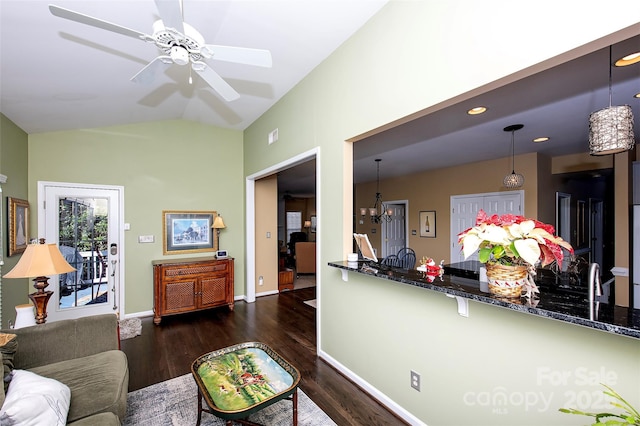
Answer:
top-left (588, 46), bottom-right (635, 155)
top-left (503, 124), bottom-right (524, 188)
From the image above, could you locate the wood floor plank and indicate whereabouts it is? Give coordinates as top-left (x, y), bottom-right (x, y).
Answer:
top-left (120, 287), bottom-right (406, 425)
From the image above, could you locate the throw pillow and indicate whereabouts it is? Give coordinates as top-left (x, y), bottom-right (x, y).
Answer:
top-left (0, 333), bottom-right (17, 392)
top-left (0, 369), bottom-right (70, 426)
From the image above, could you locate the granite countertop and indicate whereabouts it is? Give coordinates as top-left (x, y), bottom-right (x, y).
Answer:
top-left (328, 260), bottom-right (640, 339)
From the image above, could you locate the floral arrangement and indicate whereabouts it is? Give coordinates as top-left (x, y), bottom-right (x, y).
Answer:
top-left (458, 210), bottom-right (573, 268)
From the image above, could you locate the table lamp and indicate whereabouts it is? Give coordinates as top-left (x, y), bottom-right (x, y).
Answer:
top-left (211, 215), bottom-right (226, 249)
top-left (3, 238), bottom-right (75, 324)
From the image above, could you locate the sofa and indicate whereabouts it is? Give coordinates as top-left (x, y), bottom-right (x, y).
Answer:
top-left (295, 241), bottom-right (316, 275)
top-left (0, 313), bottom-right (129, 425)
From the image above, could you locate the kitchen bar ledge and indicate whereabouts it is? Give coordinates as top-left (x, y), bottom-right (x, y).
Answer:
top-left (328, 260), bottom-right (640, 339)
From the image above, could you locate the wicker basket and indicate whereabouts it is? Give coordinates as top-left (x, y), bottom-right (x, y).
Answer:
top-left (485, 263), bottom-right (527, 298)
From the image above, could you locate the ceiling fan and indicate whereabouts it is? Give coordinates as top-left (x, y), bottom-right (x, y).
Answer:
top-left (49, 0), bottom-right (272, 101)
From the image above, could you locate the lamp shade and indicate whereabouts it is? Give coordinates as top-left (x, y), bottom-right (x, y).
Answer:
top-left (503, 172), bottom-right (525, 188)
top-left (3, 243), bottom-right (75, 279)
top-left (304, 220), bottom-right (311, 228)
top-left (589, 105), bottom-right (635, 155)
top-left (212, 216), bottom-right (226, 229)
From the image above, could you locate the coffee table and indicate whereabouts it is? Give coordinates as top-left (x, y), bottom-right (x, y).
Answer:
top-left (191, 342), bottom-right (301, 426)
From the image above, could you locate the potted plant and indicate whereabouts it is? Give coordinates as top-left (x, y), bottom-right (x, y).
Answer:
top-left (560, 384), bottom-right (640, 425)
top-left (457, 210), bottom-right (573, 298)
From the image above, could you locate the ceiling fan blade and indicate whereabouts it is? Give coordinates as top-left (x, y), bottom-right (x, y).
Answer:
top-left (193, 63), bottom-right (240, 102)
top-left (49, 5), bottom-right (147, 40)
top-left (154, 0), bottom-right (184, 34)
top-left (131, 56), bottom-right (173, 84)
top-left (203, 45), bottom-right (273, 68)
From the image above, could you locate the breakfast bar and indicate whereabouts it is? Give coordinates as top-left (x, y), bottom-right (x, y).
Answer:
top-left (328, 260), bottom-right (640, 339)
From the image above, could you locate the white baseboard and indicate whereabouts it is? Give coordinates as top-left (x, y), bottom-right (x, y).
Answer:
top-left (122, 310), bottom-right (153, 320)
top-left (255, 289), bottom-right (279, 297)
top-left (318, 348), bottom-right (427, 426)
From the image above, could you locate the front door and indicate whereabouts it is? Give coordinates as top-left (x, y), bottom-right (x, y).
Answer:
top-left (38, 182), bottom-right (123, 322)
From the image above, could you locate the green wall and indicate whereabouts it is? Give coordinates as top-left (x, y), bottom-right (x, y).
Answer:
top-left (243, 1), bottom-right (640, 425)
top-left (27, 120), bottom-right (244, 314)
top-left (0, 113), bottom-right (32, 326)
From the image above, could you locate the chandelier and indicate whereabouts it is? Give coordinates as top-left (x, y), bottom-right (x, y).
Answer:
top-left (503, 124), bottom-right (525, 189)
top-left (360, 159), bottom-right (393, 224)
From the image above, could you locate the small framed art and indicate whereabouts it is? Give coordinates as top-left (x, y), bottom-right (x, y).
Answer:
top-left (419, 210), bottom-right (436, 238)
top-left (8, 197), bottom-right (29, 256)
top-left (163, 210), bottom-right (216, 255)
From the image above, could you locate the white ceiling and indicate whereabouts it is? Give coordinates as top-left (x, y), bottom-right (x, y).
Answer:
top-left (0, 0), bottom-right (388, 134)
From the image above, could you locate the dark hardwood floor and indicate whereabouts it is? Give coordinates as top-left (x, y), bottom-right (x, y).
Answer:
top-left (120, 287), bottom-right (406, 425)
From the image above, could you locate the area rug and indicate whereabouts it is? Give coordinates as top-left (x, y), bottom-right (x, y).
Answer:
top-left (123, 373), bottom-right (336, 425)
top-left (119, 317), bottom-right (142, 340)
top-left (303, 299), bottom-right (317, 308)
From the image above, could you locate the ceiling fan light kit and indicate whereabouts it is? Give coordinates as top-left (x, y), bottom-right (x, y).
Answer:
top-left (48, 0), bottom-right (272, 102)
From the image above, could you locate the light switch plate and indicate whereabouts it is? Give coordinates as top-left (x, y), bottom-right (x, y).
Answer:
top-left (138, 235), bottom-right (154, 243)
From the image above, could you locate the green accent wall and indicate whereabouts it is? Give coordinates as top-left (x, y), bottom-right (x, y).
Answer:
top-left (27, 120), bottom-right (244, 314)
top-left (243, 2), bottom-right (640, 425)
top-left (0, 113), bottom-right (31, 326)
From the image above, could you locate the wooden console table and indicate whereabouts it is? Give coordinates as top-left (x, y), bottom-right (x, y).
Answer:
top-left (152, 256), bottom-right (234, 325)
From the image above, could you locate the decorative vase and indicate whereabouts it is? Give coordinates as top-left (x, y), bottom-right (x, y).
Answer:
top-left (485, 263), bottom-right (528, 298)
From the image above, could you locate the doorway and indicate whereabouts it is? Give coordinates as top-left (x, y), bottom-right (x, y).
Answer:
top-left (38, 182), bottom-right (124, 322)
top-left (381, 202), bottom-right (408, 258)
top-left (450, 190), bottom-right (524, 262)
top-left (246, 148), bottom-right (319, 304)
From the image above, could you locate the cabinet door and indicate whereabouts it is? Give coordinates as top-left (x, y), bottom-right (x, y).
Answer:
top-left (163, 278), bottom-right (197, 313)
top-left (200, 275), bottom-right (229, 308)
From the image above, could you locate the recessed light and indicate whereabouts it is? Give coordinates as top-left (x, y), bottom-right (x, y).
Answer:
top-left (467, 106), bottom-right (487, 115)
top-left (533, 137), bottom-right (550, 143)
top-left (635, 92), bottom-right (640, 99)
top-left (614, 52), bottom-right (640, 67)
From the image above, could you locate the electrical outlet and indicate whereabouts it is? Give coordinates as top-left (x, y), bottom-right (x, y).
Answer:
top-left (411, 370), bottom-right (421, 391)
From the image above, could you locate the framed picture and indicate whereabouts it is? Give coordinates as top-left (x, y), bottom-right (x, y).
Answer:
top-left (162, 210), bottom-right (217, 255)
top-left (419, 210), bottom-right (436, 238)
top-left (310, 215), bottom-right (317, 233)
top-left (8, 197), bottom-right (29, 256)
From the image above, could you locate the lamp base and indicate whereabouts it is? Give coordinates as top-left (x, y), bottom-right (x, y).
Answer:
top-left (28, 290), bottom-right (53, 324)
top-left (14, 304), bottom-right (36, 329)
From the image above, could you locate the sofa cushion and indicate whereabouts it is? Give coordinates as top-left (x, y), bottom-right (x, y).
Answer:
top-left (29, 350), bottom-right (128, 423)
top-left (0, 333), bottom-right (17, 393)
top-left (68, 412), bottom-right (121, 426)
top-left (0, 369), bottom-right (71, 425)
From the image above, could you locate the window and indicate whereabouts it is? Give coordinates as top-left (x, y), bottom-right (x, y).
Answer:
top-left (286, 211), bottom-right (302, 244)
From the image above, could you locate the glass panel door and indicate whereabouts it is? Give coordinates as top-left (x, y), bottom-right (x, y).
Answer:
top-left (40, 183), bottom-right (122, 322)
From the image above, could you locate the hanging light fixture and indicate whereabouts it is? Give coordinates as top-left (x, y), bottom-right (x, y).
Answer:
top-left (503, 124), bottom-right (525, 189)
top-left (589, 46), bottom-right (635, 155)
top-left (360, 159), bottom-right (393, 224)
